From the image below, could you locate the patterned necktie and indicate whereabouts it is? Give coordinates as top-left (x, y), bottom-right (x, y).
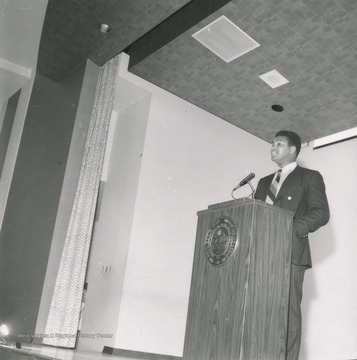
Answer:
top-left (267, 169), bottom-right (282, 203)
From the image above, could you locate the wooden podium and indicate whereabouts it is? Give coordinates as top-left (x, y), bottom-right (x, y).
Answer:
top-left (183, 198), bottom-right (294, 360)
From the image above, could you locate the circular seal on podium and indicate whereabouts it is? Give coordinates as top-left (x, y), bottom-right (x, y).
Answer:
top-left (204, 216), bottom-right (238, 267)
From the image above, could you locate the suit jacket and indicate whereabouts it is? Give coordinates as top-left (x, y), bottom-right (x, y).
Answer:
top-left (254, 165), bottom-right (330, 267)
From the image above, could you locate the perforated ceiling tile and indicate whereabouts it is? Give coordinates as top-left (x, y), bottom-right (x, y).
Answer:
top-left (192, 15), bottom-right (260, 62)
top-left (39, 0), bottom-right (357, 142)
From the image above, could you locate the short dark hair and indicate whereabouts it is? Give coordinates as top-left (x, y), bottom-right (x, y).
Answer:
top-left (275, 130), bottom-right (302, 156)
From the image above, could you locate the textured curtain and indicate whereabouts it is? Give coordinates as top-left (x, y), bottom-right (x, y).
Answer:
top-left (43, 55), bottom-right (119, 348)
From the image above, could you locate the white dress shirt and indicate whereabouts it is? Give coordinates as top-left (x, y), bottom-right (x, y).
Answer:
top-left (266, 162), bottom-right (297, 204)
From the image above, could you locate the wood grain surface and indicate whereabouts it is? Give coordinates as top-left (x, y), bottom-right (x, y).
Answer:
top-left (183, 199), bottom-right (293, 360)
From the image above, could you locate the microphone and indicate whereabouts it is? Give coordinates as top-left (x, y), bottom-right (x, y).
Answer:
top-left (233, 173), bottom-right (255, 191)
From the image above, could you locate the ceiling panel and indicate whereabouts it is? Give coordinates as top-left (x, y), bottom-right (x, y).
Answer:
top-left (129, 0), bottom-right (357, 142)
top-left (36, 0), bottom-right (357, 143)
top-left (36, 0), bottom-right (191, 80)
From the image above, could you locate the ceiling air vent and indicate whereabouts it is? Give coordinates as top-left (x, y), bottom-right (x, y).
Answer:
top-left (259, 69), bottom-right (289, 88)
top-left (192, 15), bottom-right (260, 63)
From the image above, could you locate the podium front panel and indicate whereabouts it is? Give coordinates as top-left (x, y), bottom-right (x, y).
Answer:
top-left (183, 199), bottom-right (293, 360)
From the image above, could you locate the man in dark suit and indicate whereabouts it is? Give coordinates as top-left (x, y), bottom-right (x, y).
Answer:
top-left (254, 130), bottom-right (329, 360)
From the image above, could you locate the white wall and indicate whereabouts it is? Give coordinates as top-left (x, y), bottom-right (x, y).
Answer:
top-left (110, 54), bottom-right (273, 356)
top-left (298, 139), bottom-right (357, 360)
top-left (0, 0), bottom-right (47, 102)
top-left (0, 0), bottom-right (47, 229)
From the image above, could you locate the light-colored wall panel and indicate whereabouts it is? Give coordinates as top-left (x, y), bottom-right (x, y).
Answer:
top-left (111, 54), bottom-right (273, 356)
top-left (298, 138), bottom-right (357, 360)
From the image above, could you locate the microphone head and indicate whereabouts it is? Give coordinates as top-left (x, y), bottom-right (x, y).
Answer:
top-left (233, 172), bottom-right (256, 191)
top-left (232, 172), bottom-right (256, 195)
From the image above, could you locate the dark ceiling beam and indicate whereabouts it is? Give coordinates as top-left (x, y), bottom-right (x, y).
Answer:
top-left (126, 0), bottom-right (232, 68)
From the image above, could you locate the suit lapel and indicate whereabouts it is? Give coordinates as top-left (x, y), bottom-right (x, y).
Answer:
top-left (257, 174), bottom-right (274, 201)
top-left (275, 165), bottom-right (302, 203)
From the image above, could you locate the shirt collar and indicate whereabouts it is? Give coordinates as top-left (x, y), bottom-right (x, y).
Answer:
top-left (279, 161), bottom-right (297, 175)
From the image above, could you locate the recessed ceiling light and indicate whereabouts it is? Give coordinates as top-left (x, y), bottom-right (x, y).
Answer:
top-left (259, 69), bottom-right (289, 88)
top-left (272, 104), bottom-right (284, 112)
top-left (192, 15), bottom-right (260, 63)
top-left (99, 24), bottom-right (111, 34)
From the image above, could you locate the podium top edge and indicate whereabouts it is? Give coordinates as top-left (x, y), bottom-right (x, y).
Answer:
top-left (197, 197), bottom-right (294, 216)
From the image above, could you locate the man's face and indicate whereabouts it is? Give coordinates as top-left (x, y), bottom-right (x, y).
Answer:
top-left (270, 136), bottom-right (296, 167)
